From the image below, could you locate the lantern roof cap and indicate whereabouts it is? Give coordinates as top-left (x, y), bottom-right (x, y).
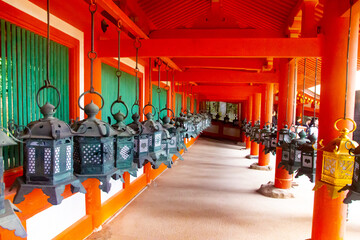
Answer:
top-left (0, 130), bottom-right (17, 147)
top-left (321, 129), bottom-right (358, 155)
top-left (21, 103), bottom-right (73, 140)
top-left (72, 102), bottom-right (117, 137)
top-left (112, 120), bottom-right (136, 137)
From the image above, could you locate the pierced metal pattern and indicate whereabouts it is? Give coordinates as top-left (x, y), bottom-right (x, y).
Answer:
top-left (161, 143), bottom-right (166, 150)
top-left (54, 147), bottom-right (60, 174)
top-left (82, 144), bottom-right (101, 164)
top-left (73, 142), bottom-right (80, 165)
top-left (44, 148), bottom-right (52, 174)
top-left (103, 142), bottom-right (114, 163)
top-left (66, 145), bottom-right (72, 171)
top-left (324, 157), bottom-right (336, 175)
top-left (169, 136), bottom-right (176, 148)
top-left (120, 145), bottom-right (130, 160)
top-left (28, 147), bottom-right (36, 174)
top-left (303, 156), bottom-right (313, 168)
top-left (155, 133), bottom-right (162, 147)
top-left (140, 138), bottom-right (148, 153)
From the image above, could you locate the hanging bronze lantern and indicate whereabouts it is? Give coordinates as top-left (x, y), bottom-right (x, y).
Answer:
top-left (71, 2), bottom-right (120, 193)
top-left (278, 130), bottom-right (309, 174)
top-left (313, 118), bottom-right (358, 199)
top-left (277, 123), bottom-right (292, 146)
top-left (161, 112), bottom-right (183, 161)
top-left (108, 24), bottom-right (137, 180)
top-left (244, 120), bottom-right (252, 137)
top-left (111, 101), bottom-right (137, 179)
top-left (263, 125), bottom-right (277, 155)
top-left (250, 120), bottom-right (260, 142)
top-left (339, 142), bottom-right (360, 203)
top-left (12, 0), bottom-right (86, 205)
top-left (277, 130), bottom-right (296, 171)
top-left (258, 123), bottom-right (271, 145)
top-left (13, 96), bottom-right (86, 205)
top-left (127, 111), bottom-right (153, 168)
top-left (142, 104), bottom-right (169, 169)
top-left (0, 130), bottom-right (26, 238)
top-left (175, 115), bottom-right (188, 152)
top-left (296, 134), bottom-right (317, 182)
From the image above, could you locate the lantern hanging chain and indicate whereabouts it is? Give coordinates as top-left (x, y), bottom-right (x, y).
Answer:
top-left (285, 62), bottom-right (290, 125)
top-left (148, 58), bottom-right (152, 104)
top-left (88, 1), bottom-right (97, 93)
top-left (302, 58), bottom-right (306, 124)
top-left (293, 58), bottom-right (297, 126)
top-left (172, 70), bottom-right (175, 98)
top-left (314, 58), bottom-right (318, 119)
top-left (134, 38), bottom-right (141, 106)
top-left (116, 23), bottom-right (122, 100)
top-left (157, 58), bottom-right (162, 120)
top-left (46, 0), bottom-right (51, 86)
top-left (344, 0), bottom-right (353, 119)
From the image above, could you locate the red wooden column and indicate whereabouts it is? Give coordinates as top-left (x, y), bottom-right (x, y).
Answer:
top-left (274, 59), bottom-right (296, 189)
top-left (250, 93), bottom-right (261, 156)
top-left (245, 96), bottom-right (253, 149)
top-left (311, 1), bottom-right (359, 239)
top-left (258, 84), bottom-right (274, 166)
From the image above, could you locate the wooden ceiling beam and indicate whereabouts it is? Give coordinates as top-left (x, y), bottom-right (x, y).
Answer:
top-left (98, 37), bottom-right (321, 58)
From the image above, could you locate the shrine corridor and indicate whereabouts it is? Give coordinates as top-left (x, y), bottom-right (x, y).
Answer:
top-left (88, 138), bottom-right (360, 240)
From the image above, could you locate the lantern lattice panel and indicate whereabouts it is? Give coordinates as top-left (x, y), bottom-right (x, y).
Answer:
top-left (322, 152), bottom-right (354, 186)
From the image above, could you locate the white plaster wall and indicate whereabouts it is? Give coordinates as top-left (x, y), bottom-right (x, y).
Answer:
top-left (101, 177), bottom-right (124, 203)
top-left (26, 193), bottom-right (86, 240)
top-left (130, 167), bottom-right (144, 183)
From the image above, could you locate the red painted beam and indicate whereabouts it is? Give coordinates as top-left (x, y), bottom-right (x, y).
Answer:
top-left (173, 58), bottom-right (266, 70)
top-left (96, 0), bottom-right (180, 71)
top-left (98, 38), bottom-right (321, 58)
top-left (174, 69), bottom-right (279, 84)
top-left (193, 85), bottom-right (263, 96)
top-left (149, 29), bottom-right (285, 39)
top-left (198, 95), bottom-right (249, 101)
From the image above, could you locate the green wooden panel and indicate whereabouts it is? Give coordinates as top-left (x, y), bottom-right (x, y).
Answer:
top-left (175, 93), bottom-right (182, 117)
top-left (101, 63), bottom-right (136, 125)
top-left (194, 99), bottom-right (197, 114)
top-left (187, 96), bottom-right (191, 111)
top-left (0, 19), bottom-right (70, 169)
top-left (152, 85), bottom-right (167, 119)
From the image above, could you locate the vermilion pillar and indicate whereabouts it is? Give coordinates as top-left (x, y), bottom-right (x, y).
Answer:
top-left (274, 59), bottom-right (296, 189)
top-left (311, 1), bottom-right (359, 239)
top-left (258, 84), bottom-right (274, 166)
top-left (250, 93), bottom-right (261, 156)
top-left (245, 96), bottom-right (253, 149)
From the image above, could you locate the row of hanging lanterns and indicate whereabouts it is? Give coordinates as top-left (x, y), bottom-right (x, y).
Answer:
top-left (6, 0), bottom-right (211, 215)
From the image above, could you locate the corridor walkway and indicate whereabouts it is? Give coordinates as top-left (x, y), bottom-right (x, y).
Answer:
top-left (88, 138), bottom-right (360, 240)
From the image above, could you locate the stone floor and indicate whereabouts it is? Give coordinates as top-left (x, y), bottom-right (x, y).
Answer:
top-left (88, 137), bottom-right (360, 240)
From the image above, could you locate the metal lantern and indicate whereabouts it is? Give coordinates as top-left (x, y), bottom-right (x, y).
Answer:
top-left (277, 123), bottom-right (291, 146)
top-left (258, 123), bottom-right (271, 144)
top-left (296, 134), bottom-right (317, 182)
top-left (241, 118), bottom-right (247, 132)
top-left (161, 109), bottom-right (183, 161)
top-left (127, 112), bottom-right (153, 168)
top-left (72, 101), bottom-right (120, 193)
top-left (184, 111), bottom-right (197, 139)
top-left (250, 120), bottom-right (260, 142)
top-left (279, 130), bottom-right (309, 174)
top-left (13, 89), bottom-right (85, 205)
top-left (244, 120), bottom-right (252, 137)
top-left (175, 115), bottom-right (188, 152)
top-left (0, 130), bottom-right (26, 238)
top-left (313, 118), bottom-right (358, 199)
top-left (142, 107), bottom-right (169, 169)
top-left (339, 144), bottom-right (360, 203)
top-left (111, 102), bottom-right (138, 179)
